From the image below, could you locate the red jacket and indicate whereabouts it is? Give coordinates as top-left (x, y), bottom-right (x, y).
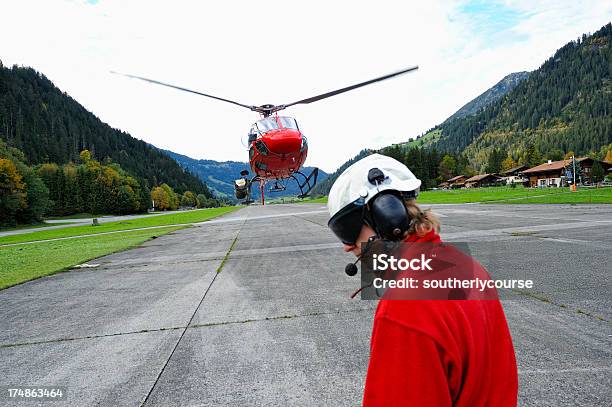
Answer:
top-left (363, 230), bottom-right (518, 406)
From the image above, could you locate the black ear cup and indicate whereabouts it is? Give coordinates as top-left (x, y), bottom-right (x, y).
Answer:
top-left (369, 193), bottom-right (411, 241)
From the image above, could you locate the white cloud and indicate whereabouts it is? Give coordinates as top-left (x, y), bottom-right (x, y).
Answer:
top-left (1, 0), bottom-right (610, 172)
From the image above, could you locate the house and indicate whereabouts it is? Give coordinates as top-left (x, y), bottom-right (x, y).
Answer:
top-left (438, 181), bottom-right (450, 189)
top-left (521, 157), bottom-right (612, 187)
top-left (573, 157), bottom-right (612, 183)
top-left (500, 165), bottom-right (528, 185)
top-left (447, 175), bottom-right (467, 189)
top-left (464, 173), bottom-right (502, 188)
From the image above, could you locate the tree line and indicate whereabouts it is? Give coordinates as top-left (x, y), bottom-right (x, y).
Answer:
top-left (0, 63), bottom-right (213, 199)
top-left (0, 143), bottom-right (221, 226)
top-left (381, 141), bottom-right (612, 188)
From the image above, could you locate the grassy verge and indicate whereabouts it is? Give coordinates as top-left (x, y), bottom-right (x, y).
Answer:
top-left (418, 186), bottom-right (612, 204)
top-left (0, 222), bottom-right (71, 232)
top-left (300, 196), bottom-right (328, 204)
top-left (0, 226), bottom-right (184, 290)
top-left (288, 196), bottom-right (328, 204)
top-left (488, 187), bottom-right (612, 204)
top-left (0, 206), bottom-right (240, 245)
top-left (305, 186), bottom-right (612, 205)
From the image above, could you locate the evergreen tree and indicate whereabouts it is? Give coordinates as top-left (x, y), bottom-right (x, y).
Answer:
top-left (591, 161), bottom-right (604, 183)
top-left (438, 155), bottom-right (457, 180)
top-left (16, 166), bottom-right (49, 223)
top-left (0, 65), bottom-right (214, 198)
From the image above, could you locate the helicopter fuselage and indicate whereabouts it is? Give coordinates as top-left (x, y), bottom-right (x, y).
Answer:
top-left (249, 127), bottom-right (307, 180)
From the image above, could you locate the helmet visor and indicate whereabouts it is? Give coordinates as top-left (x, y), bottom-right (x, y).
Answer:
top-left (327, 202), bottom-right (364, 245)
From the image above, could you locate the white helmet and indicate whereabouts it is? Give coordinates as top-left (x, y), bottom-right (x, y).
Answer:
top-left (327, 153), bottom-right (421, 244)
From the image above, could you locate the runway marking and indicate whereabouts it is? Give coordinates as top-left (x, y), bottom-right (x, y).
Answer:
top-left (534, 236), bottom-right (611, 249)
top-left (443, 220), bottom-right (612, 241)
top-left (196, 209), bottom-right (328, 225)
top-left (231, 242), bottom-right (342, 257)
top-left (435, 208), bottom-right (612, 224)
top-left (519, 367), bottom-right (612, 374)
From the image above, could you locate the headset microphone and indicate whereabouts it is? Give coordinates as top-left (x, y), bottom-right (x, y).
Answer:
top-left (345, 261), bottom-right (359, 277)
top-left (345, 236), bottom-right (376, 276)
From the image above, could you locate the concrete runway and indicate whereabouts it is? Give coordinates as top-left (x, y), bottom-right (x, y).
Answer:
top-left (1, 203), bottom-right (610, 406)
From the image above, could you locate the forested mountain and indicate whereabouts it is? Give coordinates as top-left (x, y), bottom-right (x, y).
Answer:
top-left (435, 23), bottom-right (611, 169)
top-left (0, 64), bottom-right (212, 196)
top-left (315, 22), bottom-right (612, 193)
top-left (444, 71), bottom-right (529, 123)
top-left (165, 149), bottom-right (328, 200)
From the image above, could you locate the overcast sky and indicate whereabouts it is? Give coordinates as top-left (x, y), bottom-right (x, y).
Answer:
top-left (2, 1), bottom-right (610, 172)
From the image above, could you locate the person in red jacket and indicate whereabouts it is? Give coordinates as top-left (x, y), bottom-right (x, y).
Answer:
top-left (327, 154), bottom-right (518, 406)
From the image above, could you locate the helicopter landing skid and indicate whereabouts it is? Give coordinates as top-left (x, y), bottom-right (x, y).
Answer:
top-left (291, 167), bottom-right (319, 199)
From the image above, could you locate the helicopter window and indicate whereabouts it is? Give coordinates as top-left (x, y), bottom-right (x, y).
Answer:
top-left (255, 118), bottom-right (279, 133)
top-left (278, 116), bottom-right (298, 130)
top-left (248, 125), bottom-right (259, 143)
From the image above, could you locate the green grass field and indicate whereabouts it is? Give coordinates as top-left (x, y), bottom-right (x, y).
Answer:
top-left (301, 196), bottom-right (329, 204)
top-left (0, 226), bottom-right (184, 290)
top-left (418, 186), bottom-right (612, 204)
top-left (0, 206), bottom-right (241, 290)
top-left (0, 206), bottom-right (240, 245)
top-left (303, 186), bottom-right (612, 205)
top-left (489, 187), bottom-right (612, 204)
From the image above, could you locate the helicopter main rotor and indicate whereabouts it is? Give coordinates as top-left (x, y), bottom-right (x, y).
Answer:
top-left (112, 66), bottom-right (418, 117)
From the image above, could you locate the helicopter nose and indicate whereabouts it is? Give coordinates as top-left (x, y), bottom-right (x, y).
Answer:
top-left (264, 130), bottom-right (302, 154)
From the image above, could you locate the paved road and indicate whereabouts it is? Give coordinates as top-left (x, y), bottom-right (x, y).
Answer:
top-left (0, 203), bottom-right (610, 406)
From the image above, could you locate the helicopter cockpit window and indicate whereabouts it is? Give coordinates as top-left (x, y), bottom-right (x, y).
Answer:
top-left (248, 125), bottom-right (259, 144)
top-left (278, 116), bottom-right (298, 130)
top-left (255, 117), bottom-right (279, 134)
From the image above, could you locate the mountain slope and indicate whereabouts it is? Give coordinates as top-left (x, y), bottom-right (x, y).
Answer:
top-left (0, 64), bottom-right (212, 196)
top-left (435, 23), bottom-right (611, 167)
top-left (164, 150), bottom-right (328, 199)
top-left (320, 22), bottom-right (612, 189)
top-left (393, 72), bottom-right (531, 152)
top-left (310, 72), bottom-right (531, 195)
top-left (444, 71), bottom-right (529, 123)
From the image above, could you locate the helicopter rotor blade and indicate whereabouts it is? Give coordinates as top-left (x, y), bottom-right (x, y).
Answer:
top-left (110, 71), bottom-right (255, 111)
top-left (282, 66), bottom-right (418, 108)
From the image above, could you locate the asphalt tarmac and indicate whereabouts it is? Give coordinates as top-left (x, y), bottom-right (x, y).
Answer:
top-left (1, 203), bottom-right (610, 406)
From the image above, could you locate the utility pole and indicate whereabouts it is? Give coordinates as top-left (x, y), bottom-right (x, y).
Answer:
top-left (571, 155), bottom-right (577, 192)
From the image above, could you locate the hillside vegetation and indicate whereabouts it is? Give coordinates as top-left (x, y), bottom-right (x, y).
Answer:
top-left (315, 23), bottom-right (612, 194)
top-left (435, 23), bottom-right (611, 170)
top-left (0, 64), bottom-right (212, 196)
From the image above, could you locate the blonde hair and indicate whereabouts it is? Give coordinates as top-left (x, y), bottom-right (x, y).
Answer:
top-left (404, 199), bottom-right (440, 237)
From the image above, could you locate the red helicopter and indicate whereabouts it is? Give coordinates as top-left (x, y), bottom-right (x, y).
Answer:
top-left (113, 66), bottom-right (418, 204)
